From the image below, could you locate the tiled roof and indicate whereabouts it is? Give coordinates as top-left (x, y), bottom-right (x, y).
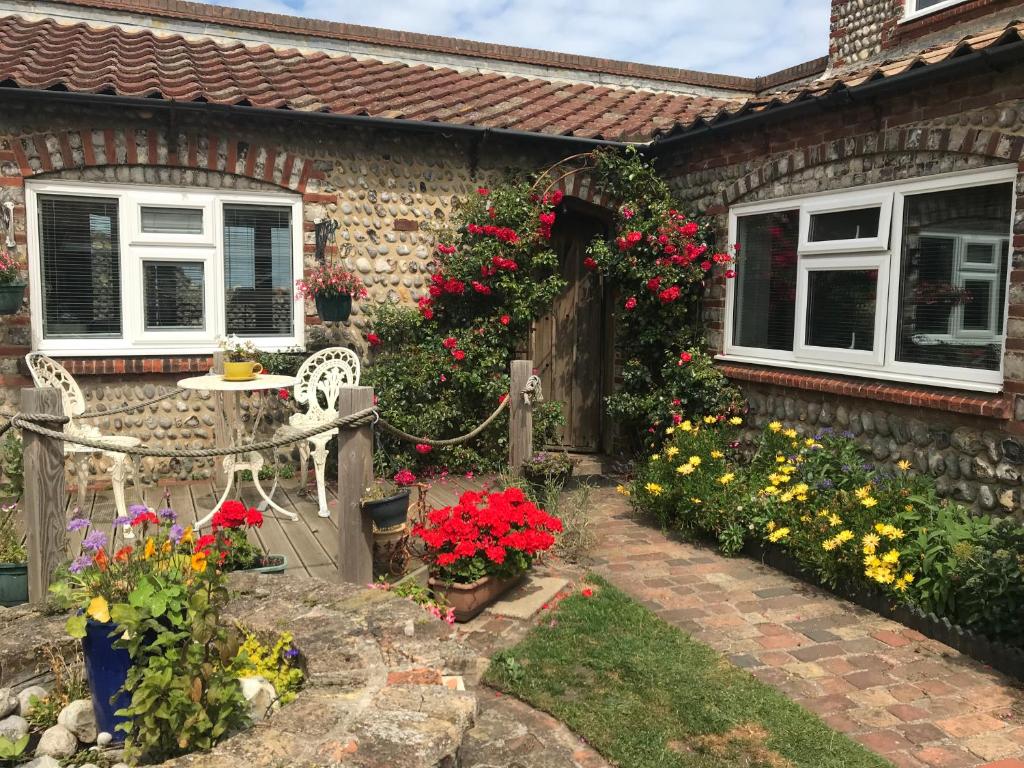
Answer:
top-left (0, 14), bottom-right (741, 143)
top-left (660, 19), bottom-right (1024, 137)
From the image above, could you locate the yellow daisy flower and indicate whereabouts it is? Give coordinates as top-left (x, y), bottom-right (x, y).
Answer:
top-left (729, 416), bottom-right (743, 426)
top-left (711, 450), bottom-right (724, 459)
top-left (676, 464), bottom-right (695, 476)
top-left (688, 456), bottom-right (702, 466)
top-left (645, 482), bottom-right (663, 496)
top-left (718, 473), bottom-right (735, 485)
top-left (666, 446), bottom-right (680, 458)
top-left (768, 421), bottom-right (782, 433)
top-left (897, 459), bottom-right (912, 472)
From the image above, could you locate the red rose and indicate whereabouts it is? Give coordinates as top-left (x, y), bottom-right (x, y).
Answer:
top-left (415, 444), bottom-right (433, 454)
top-left (680, 351), bottom-right (693, 363)
top-left (646, 276), bottom-right (661, 292)
top-left (499, 314), bottom-right (511, 326)
top-left (453, 349), bottom-right (466, 361)
top-left (624, 296), bottom-right (637, 311)
top-left (442, 336), bottom-right (458, 350)
top-left (725, 269), bottom-right (737, 279)
top-left (477, 187), bottom-right (490, 196)
top-left (700, 260), bottom-right (712, 271)
top-left (367, 333), bottom-right (381, 347)
top-left (583, 257), bottom-right (597, 270)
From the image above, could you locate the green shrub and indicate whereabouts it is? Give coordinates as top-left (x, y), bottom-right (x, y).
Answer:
top-left (629, 417), bottom-right (1024, 647)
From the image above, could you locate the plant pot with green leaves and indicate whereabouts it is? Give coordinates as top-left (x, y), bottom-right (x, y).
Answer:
top-left (361, 473), bottom-right (413, 531)
top-left (296, 263), bottom-right (367, 322)
top-left (218, 336), bottom-right (264, 381)
top-left (210, 500), bottom-right (287, 573)
top-left (0, 249), bottom-right (25, 316)
top-left (413, 486), bottom-right (563, 622)
top-left (521, 450), bottom-right (577, 491)
top-left (0, 502), bottom-right (27, 607)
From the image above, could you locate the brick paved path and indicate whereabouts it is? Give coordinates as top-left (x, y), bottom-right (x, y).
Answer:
top-left (584, 486), bottom-right (1024, 768)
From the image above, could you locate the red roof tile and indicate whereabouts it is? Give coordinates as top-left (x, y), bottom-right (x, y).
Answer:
top-left (0, 14), bottom-right (741, 143)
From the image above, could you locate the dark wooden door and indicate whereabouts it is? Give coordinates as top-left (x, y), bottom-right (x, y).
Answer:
top-left (532, 213), bottom-right (607, 452)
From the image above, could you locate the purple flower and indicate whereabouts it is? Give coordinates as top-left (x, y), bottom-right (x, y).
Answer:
top-left (66, 518), bottom-right (90, 532)
top-left (158, 508), bottom-right (177, 522)
top-left (113, 515), bottom-right (132, 526)
top-left (82, 530), bottom-right (108, 552)
top-left (128, 504), bottom-right (148, 516)
top-left (68, 555), bottom-right (93, 574)
top-left (168, 524), bottom-right (184, 544)
top-left (283, 647), bottom-right (300, 660)
top-left (818, 479), bottom-right (834, 490)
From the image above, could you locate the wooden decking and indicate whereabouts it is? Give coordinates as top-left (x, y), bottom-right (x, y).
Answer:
top-left (63, 475), bottom-right (490, 577)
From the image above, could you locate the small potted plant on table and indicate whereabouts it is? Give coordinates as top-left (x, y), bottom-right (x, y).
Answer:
top-left (0, 249), bottom-right (25, 315)
top-left (296, 262), bottom-right (367, 322)
top-left (218, 336), bottom-right (263, 381)
top-left (0, 502), bottom-right (27, 607)
top-left (413, 486), bottom-right (562, 622)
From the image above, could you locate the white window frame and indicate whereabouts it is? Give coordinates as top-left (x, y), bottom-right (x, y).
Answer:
top-left (902, 0), bottom-right (969, 22)
top-left (722, 165), bottom-right (1017, 393)
top-left (794, 253), bottom-right (890, 367)
top-left (26, 180), bottom-right (305, 356)
top-left (798, 191), bottom-right (892, 254)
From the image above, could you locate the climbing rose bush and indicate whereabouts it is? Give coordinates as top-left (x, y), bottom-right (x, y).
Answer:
top-left (413, 487), bottom-right (562, 584)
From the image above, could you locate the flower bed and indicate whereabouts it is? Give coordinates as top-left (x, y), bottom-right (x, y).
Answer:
top-left (629, 417), bottom-right (1024, 656)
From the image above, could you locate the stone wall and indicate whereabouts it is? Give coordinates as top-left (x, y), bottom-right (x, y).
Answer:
top-left (0, 98), bottom-right (570, 482)
top-left (660, 59), bottom-right (1024, 513)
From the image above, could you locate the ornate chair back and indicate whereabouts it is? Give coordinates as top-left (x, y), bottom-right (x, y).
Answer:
top-left (24, 353), bottom-right (91, 435)
top-left (294, 347), bottom-right (360, 413)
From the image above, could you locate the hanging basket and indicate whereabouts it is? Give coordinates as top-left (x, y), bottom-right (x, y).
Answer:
top-left (0, 283), bottom-right (25, 315)
top-left (315, 293), bottom-right (353, 322)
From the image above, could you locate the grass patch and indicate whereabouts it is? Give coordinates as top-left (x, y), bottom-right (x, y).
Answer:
top-left (485, 575), bottom-right (891, 768)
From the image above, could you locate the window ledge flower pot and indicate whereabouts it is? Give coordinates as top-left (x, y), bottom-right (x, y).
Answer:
top-left (81, 619), bottom-right (133, 742)
top-left (429, 572), bottom-right (525, 623)
top-left (0, 283), bottom-right (25, 315)
top-left (315, 293), bottom-right (353, 322)
top-left (362, 489), bottom-right (410, 529)
top-left (0, 562), bottom-right (28, 607)
top-left (242, 554), bottom-right (287, 574)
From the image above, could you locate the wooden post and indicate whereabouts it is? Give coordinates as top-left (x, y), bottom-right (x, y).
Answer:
top-left (21, 387), bottom-right (66, 605)
top-left (509, 360), bottom-right (533, 472)
top-left (336, 386), bottom-right (374, 584)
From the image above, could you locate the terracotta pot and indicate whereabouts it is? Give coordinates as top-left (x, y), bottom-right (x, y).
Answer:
top-left (429, 572), bottom-right (524, 623)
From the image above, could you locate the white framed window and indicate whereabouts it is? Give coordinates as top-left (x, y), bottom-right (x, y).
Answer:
top-left (25, 180), bottom-right (304, 355)
top-left (723, 166), bottom-right (1017, 392)
top-left (903, 0), bottom-right (968, 21)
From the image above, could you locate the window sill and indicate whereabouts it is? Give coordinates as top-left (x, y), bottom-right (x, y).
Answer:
top-left (716, 361), bottom-right (1012, 419)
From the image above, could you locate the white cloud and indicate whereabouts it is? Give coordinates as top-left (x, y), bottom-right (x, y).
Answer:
top-left (213, 0), bottom-right (829, 78)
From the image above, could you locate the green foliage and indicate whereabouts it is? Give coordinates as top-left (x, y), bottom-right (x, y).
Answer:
top-left (485, 576), bottom-right (889, 768)
top-left (0, 734), bottom-right (28, 763)
top-left (0, 431), bottom-right (22, 499)
top-left (630, 419), bottom-right (1024, 647)
top-left (25, 644), bottom-right (89, 732)
top-left (0, 503), bottom-right (25, 564)
top-left (256, 349), bottom-right (306, 376)
top-left (233, 630), bottom-right (304, 705)
top-left (112, 573), bottom-right (248, 762)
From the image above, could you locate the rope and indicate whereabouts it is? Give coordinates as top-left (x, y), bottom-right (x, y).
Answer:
top-left (377, 395), bottom-right (509, 447)
top-left (10, 407), bottom-right (377, 458)
top-left (79, 388), bottom-right (186, 418)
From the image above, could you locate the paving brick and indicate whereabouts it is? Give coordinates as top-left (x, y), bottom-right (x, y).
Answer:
top-left (874, 629), bottom-right (914, 647)
top-left (901, 723), bottom-right (951, 746)
top-left (937, 714), bottom-right (1008, 739)
top-left (856, 729), bottom-right (916, 754)
top-left (845, 669), bottom-right (897, 689)
top-left (914, 745), bottom-right (984, 767)
top-left (889, 704), bottom-right (932, 722)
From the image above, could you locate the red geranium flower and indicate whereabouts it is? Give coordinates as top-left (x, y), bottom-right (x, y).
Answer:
top-left (453, 349), bottom-right (466, 361)
top-left (131, 511), bottom-right (159, 527)
top-left (415, 444), bottom-right (433, 454)
top-left (477, 187), bottom-right (490, 196)
top-left (442, 336), bottom-right (458, 350)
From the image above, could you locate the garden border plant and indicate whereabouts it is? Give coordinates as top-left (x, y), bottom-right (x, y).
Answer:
top-left (365, 148), bottom-right (741, 476)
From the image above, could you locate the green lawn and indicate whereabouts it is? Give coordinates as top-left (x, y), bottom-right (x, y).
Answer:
top-left (485, 576), bottom-right (891, 768)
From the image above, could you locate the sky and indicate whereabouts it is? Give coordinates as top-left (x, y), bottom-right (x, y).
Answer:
top-left (214, 0), bottom-right (830, 78)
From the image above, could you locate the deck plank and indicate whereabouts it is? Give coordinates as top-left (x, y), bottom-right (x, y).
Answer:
top-left (267, 484), bottom-right (335, 577)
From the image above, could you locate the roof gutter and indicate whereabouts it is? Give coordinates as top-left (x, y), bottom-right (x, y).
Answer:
top-left (3, 87), bottom-right (635, 149)
top-left (645, 37), bottom-right (1024, 155)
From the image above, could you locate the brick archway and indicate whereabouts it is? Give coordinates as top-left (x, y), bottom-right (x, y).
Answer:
top-left (6, 127), bottom-right (323, 193)
top-left (723, 125), bottom-right (1024, 206)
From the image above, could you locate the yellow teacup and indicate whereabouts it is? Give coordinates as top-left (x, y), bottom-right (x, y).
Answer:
top-left (223, 361), bottom-right (263, 381)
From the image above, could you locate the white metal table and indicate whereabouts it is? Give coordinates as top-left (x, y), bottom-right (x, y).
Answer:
top-left (178, 373), bottom-right (299, 528)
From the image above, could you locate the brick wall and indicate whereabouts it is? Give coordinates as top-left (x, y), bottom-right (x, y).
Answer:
top-left (661, 59), bottom-right (1024, 514)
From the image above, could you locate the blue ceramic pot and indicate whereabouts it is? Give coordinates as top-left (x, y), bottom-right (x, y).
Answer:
top-left (81, 620), bottom-right (132, 742)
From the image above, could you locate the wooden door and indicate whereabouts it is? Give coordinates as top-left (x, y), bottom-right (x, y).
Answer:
top-left (532, 212), bottom-right (607, 452)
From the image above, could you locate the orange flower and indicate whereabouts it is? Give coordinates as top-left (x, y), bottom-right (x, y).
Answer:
top-left (143, 537), bottom-right (156, 560)
top-left (113, 546), bottom-right (132, 563)
top-left (190, 551), bottom-right (208, 573)
top-left (93, 547), bottom-right (109, 572)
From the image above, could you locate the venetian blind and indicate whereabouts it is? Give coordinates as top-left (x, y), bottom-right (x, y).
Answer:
top-left (223, 204), bottom-right (293, 337)
top-left (37, 194), bottom-right (122, 338)
top-left (733, 210), bottom-right (799, 350)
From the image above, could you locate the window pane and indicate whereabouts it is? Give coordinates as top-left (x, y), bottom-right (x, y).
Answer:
top-left (896, 183), bottom-right (1012, 371)
top-left (223, 204), bottom-right (293, 337)
top-left (805, 269), bottom-right (877, 351)
top-left (916, 0), bottom-right (949, 8)
top-left (733, 210), bottom-right (798, 350)
top-left (144, 262), bottom-right (204, 330)
top-left (38, 194), bottom-right (121, 338)
top-left (140, 206), bottom-right (203, 234)
top-left (809, 207), bottom-right (880, 241)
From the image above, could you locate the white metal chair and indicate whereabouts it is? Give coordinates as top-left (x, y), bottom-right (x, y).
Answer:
top-left (24, 353), bottom-right (144, 536)
top-left (277, 347), bottom-right (360, 517)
